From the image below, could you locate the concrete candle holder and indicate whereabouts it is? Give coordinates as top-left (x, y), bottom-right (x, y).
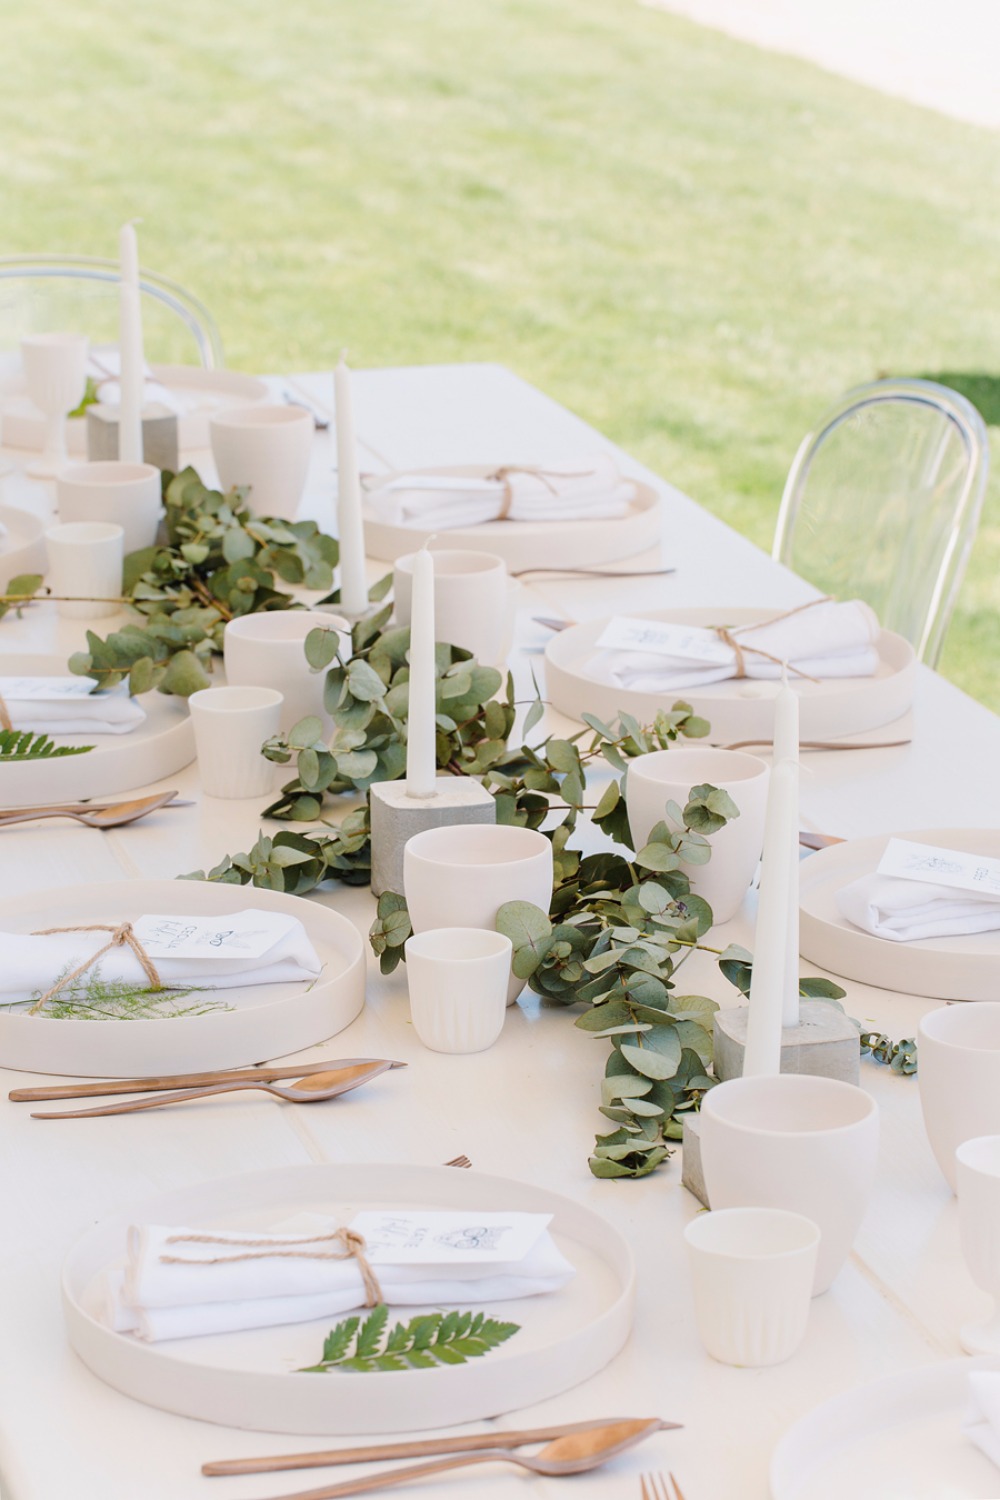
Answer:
top-left (86, 403), bottom-right (179, 471)
top-left (369, 776), bottom-right (496, 898)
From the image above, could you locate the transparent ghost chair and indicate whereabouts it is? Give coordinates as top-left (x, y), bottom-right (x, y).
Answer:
top-left (773, 379), bottom-right (989, 666)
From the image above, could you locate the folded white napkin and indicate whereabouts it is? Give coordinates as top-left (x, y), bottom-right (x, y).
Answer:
top-left (0, 909), bottom-right (322, 1005)
top-left (0, 677), bottom-right (145, 736)
top-left (837, 874), bottom-right (1000, 943)
top-left (964, 1372), bottom-right (1000, 1468)
top-left (587, 599), bottom-right (880, 694)
top-left (101, 1214), bottom-right (576, 1341)
top-left (365, 455), bottom-right (634, 529)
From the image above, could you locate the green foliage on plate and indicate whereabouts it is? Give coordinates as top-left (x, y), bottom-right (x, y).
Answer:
top-left (0, 729), bottom-right (94, 762)
top-left (298, 1305), bottom-right (521, 1374)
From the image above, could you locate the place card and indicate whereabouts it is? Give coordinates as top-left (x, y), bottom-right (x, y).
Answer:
top-left (0, 675), bottom-right (98, 701)
top-left (595, 616), bottom-right (732, 663)
top-left (130, 910), bottom-right (303, 961)
top-left (877, 838), bottom-right (1000, 900)
top-left (347, 1209), bottom-right (553, 1266)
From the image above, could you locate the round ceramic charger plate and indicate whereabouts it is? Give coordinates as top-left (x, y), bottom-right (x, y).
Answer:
top-left (2, 365), bottom-right (269, 454)
top-left (0, 504), bottom-right (46, 585)
top-left (63, 1162), bottom-right (635, 1435)
top-left (799, 828), bottom-right (1000, 1002)
top-left (771, 1355), bottom-right (1000, 1499)
top-left (0, 652), bottom-right (195, 807)
top-left (544, 607), bottom-right (915, 744)
top-left (361, 467), bottom-right (663, 572)
top-left (0, 880), bottom-right (365, 1075)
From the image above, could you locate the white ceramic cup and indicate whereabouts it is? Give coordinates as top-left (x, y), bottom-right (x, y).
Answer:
top-left (44, 521), bottom-right (124, 620)
top-left (684, 1207), bottom-right (819, 1367)
top-left (625, 747), bottom-right (770, 924)
top-left (223, 611), bottom-right (350, 735)
top-left (919, 1003), bottom-right (1000, 1193)
top-left (210, 404), bottom-right (313, 520)
top-left (188, 685), bottom-right (283, 799)
top-left (394, 548), bottom-right (510, 665)
top-left (57, 461), bottom-right (163, 555)
top-left (404, 927), bottom-right (512, 1053)
top-left (403, 824), bottom-right (553, 1006)
top-left (21, 332), bottom-right (88, 477)
top-left (699, 1074), bottom-right (880, 1294)
top-left (956, 1135), bottom-right (1000, 1355)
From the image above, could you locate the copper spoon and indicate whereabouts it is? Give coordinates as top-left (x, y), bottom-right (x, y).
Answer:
top-left (31, 1061), bottom-right (395, 1120)
top-left (0, 791), bottom-right (183, 829)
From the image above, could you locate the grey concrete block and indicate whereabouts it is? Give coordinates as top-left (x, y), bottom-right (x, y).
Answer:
top-left (681, 1113), bottom-right (710, 1208)
top-left (86, 403), bottom-right (179, 471)
top-left (713, 999), bottom-right (861, 1086)
top-left (369, 776), bottom-right (495, 897)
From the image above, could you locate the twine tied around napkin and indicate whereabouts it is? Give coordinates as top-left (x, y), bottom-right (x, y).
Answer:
top-left (26, 923), bottom-right (163, 1015)
top-left (486, 465), bottom-right (597, 520)
top-left (714, 597), bottom-right (832, 681)
top-left (158, 1226), bottom-right (384, 1307)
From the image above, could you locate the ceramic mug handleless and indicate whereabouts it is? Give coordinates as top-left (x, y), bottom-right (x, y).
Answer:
top-left (956, 1135), bottom-right (1000, 1355)
top-left (403, 823), bottom-right (553, 1005)
top-left (394, 547), bottom-right (510, 666)
top-left (404, 928), bottom-right (512, 1053)
top-left (625, 747), bottom-right (770, 924)
top-left (188, 685), bottom-right (283, 799)
top-left (919, 1003), bottom-right (1000, 1193)
top-left (223, 611), bottom-right (350, 736)
top-left (57, 461), bottom-right (163, 555)
top-left (44, 521), bottom-right (124, 621)
top-left (209, 404), bottom-right (313, 521)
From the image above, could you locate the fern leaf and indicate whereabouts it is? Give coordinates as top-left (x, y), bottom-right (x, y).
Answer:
top-left (301, 1305), bottom-right (520, 1374)
top-left (321, 1315), bottom-right (360, 1363)
top-left (355, 1304), bottom-right (389, 1358)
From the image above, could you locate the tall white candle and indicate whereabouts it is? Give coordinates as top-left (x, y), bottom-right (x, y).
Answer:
top-left (333, 354), bottom-right (368, 616)
top-left (771, 669), bottom-right (799, 767)
top-left (772, 669), bottom-right (801, 1026)
top-left (118, 222), bottom-right (145, 465)
top-left (405, 545), bottom-right (437, 799)
top-left (743, 759), bottom-right (798, 1076)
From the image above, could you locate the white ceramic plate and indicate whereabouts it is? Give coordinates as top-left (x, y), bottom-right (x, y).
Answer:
top-left (362, 466), bottom-right (664, 572)
top-left (2, 365), bottom-right (269, 454)
top-left (0, 652), bottom-right (195, 807)
top-left (799, 828), bottom-right (1000, 1002)
top-left (771, 1355), bottom-right (1000, 1499)
top-left (63, 1162), bottom-right (635, 1434)
top-left (0, 879), bottom-right (365, 1075)
top-left (0, 504), bottom-right (46, 585)
top-left (544, 607), bottom-right (915, 744)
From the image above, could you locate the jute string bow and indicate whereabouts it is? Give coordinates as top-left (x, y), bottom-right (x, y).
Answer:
top-left (158, 1227), bottom-right (384, 1307)
top-left (27, 923), bottom-right (162, 1015)
top-left (486, 465), bottom-right (597, 520)
top-left (713, 597), bottom-right (832, 681)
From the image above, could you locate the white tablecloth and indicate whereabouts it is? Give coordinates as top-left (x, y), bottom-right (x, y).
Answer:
top-left (0, 363), bottom-right (997, 1500)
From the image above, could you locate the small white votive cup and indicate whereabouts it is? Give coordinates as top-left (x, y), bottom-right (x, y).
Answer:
top-left (188, 686), bottom-right (283, 799)
top-left (44, 521), bottom-right (124, 620)
top-left (404, 928), bottom-right (513, 1053)
top-left (57, 461), bottom-right (163, 555)
top-left (684, 1207), bottom-right (819, 1367)
top-left (210, 404), bottom-right (313, 520)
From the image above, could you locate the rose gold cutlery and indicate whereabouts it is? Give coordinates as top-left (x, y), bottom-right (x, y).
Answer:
top-left (0, 791), bottom-right (188, 828)
top-left (203, 1417), bottom-right (678, 1478)
top-left (798, 829), bottom-right (845, 850)
top-left (29, 1060), bottom-right (397, 1120)
top-left (442, 1154), bottom-right (472, 1169)
top-left (9, 1058), bottom-right (405, 1104)
top-left (722, 737), bottom-right (911, 752)
top-left (642, 1473), bottom-right (688, 1500)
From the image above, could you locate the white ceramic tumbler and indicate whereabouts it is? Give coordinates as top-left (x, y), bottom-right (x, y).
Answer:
top-left (44, 521), bottom-right (124, 620)
top-left (404, 928), bottom-right (512, 1053)
top-left (403, 824), bottom-right (553, 1006)
top-left (699, 1073), bottom-right (879, 1294)
top-left (188, 686), bottom-right (283, 799)
top-left (625, 747), bottom-right (769, 924)
top-left (684, 1207), bottom-right (819, 1367)
top-left (209, 404), bottom-right (313, 520)
top-left (919, 1003), bottom-right (1000, 1194)
top-left (57, 461), bottom-right (163, 555)
top-left (223, 611), bottom-right (349, 736)
top-left (957, 1136), bottom-right (1000, 1355)
top-left (394, 548), bottom-right (510, 665)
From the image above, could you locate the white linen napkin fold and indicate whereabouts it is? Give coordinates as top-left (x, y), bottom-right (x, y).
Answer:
top-left (0, 678), bottom-right (145, 736)
top-left (587, 599), bottom-right (880, 693)
top-left (101, 1214), bottom-right (576, 1341)
top-left (365, 454), bottom-right (634, 529)
top-left (837, 874), bottom-right (1000, 943)
top-left (0, 910), bottom-right (322, 1005)
top-left (964, 1372), bottom-right (1000, 1468)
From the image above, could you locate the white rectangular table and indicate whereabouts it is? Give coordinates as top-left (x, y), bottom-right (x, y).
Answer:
top-left (0, 363), bottom-right (997, 1500)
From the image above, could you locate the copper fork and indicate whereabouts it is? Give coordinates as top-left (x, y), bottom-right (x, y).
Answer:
top-left (642, 1473), bottom-right (688, 1500)
top-left (444, 1154), bottom-right (472, 1168)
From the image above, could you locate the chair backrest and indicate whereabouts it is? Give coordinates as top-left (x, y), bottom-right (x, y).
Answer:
top-left (0, 255), bottom-right (224, 369)
top-left (773, 379), bottom-right (989, 665)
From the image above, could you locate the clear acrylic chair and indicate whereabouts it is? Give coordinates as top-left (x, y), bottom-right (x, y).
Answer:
top-left (772, 379), bottom-right (989, 665)
top-left (0, 255), bottom-right (224, 368)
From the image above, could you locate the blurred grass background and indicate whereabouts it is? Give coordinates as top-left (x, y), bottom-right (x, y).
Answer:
top-left (3, 0), bottom-right (998, 704)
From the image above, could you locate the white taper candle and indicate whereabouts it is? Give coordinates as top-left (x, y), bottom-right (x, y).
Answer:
top-left (743, 758), bottom-right (799, 1076)
top-left (772, 668), bottom-right (801, 1026)
top-left (118, 222), bottom-right (144, 465)
top-left (333, 353), bottom-right (368, 616)
top-left (405, 544), bottom-right (437, 799)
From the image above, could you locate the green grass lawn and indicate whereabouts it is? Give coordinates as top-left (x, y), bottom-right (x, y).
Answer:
top-left (4, 0), bottom-right (999, 705)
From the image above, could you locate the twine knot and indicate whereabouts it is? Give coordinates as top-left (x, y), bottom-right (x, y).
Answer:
top-left (487, 464), bottom-right (596, 520)
top-left (27, 922), bottom-right (163, 1015)
top-left (158, 1226), bottom-right (384, 1306)
top-left (713, 597), bottom-right (832, 682)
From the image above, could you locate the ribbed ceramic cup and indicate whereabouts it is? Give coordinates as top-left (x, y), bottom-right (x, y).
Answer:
top-left (684, 1207), bottom-right (819, 1367)
top-left (699, 1074), bottom-right (879, 1294)
top-left (956, 1136), bottom-right (1000, 1355)
top-left (57, 461), bottom-right (162, 554)
top-left (188, 686), bottom-right (283, 799)
top-left (404, 928), bottom-right (512, 1053)
top-left (625, 747), bottom-right (769, 924)
top-left (223, 611), bottom-right (349, 735)
top-left (919, 1003), bottom-right (1000, 1193)
top-left (210, 404), bottom-right (313, 520)
top-left (394, 548), bottom-right (509, 665)
top-left (44, 521), bottom-right (123, 620)
top-left (403, 824), bottom-right (553, 1005)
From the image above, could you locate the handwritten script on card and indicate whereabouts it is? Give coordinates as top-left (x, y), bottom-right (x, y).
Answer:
top-left (595, 617), bottom-right (732, 664)
top-left (347, 1210), bottom-right (552, 1266)
top-left (877, 839), bottom-right (1000, 901)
